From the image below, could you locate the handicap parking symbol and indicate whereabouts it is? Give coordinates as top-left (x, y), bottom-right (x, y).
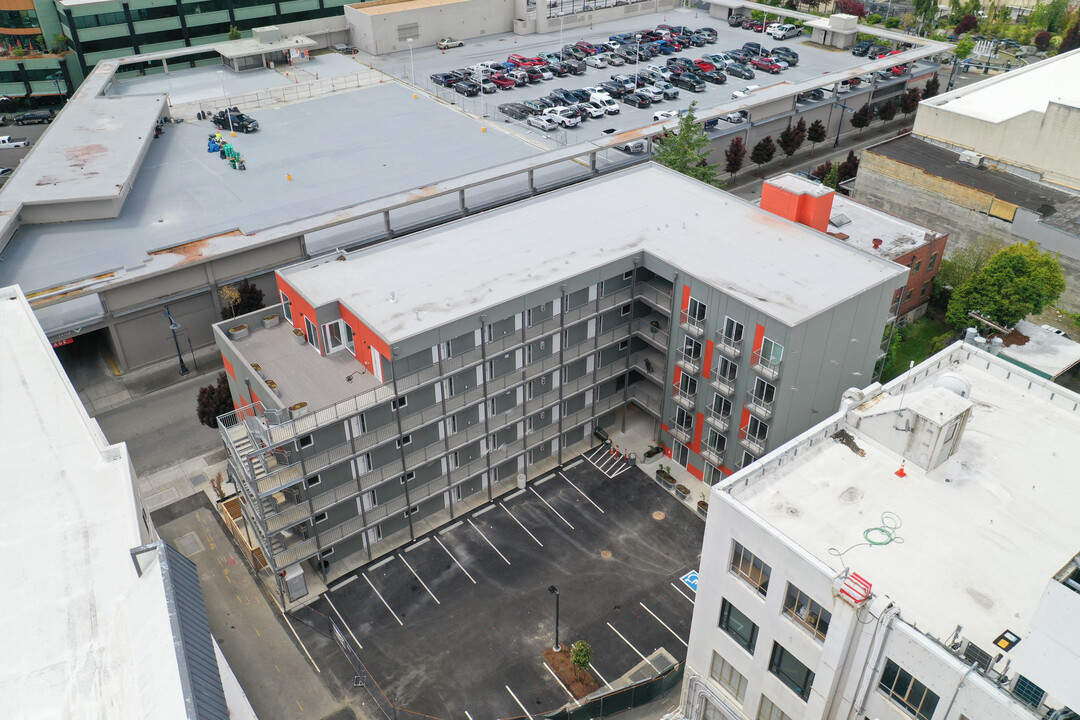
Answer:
top-left (680, 570), bottom-right (700, 593)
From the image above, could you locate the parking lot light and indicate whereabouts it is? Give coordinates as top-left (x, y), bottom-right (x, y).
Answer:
top-left (548, 585), bottom-right (561, 652)
top-left (407, 37), bottom-right (414, 81)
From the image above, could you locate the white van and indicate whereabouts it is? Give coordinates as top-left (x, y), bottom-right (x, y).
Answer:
top-left (770, 24), bottom-right (802, 40)
top-left (590, 93), bottom-right (621, 115)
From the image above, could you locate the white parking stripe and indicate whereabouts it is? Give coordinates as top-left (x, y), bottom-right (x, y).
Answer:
top-left (639, 602), bottom-right (688, 648)
top-left (543, 662), bottom-right (580, 705)
top-left (404, 537), bottom-right (430, 552)
top-left (536, 475), bottom-right (553, 486)
top-left (331, 574), bottom-right (358, 591)
top-left (564, 459), bottom-right (583, 470)
top-left (474, 504), bottom-right (496, 517)
top-left (610, 465), bottom-right (631, 478)
top-left (434, 535), bottom-right (477, 584)
top-left (325, 594), bottom-right (364, 650)
top-left (369, 555), bottom-right (395, 571)
top-left (399, 553), bottom-right (440, 605)
top-left (363, 572), bottom-right (404, 626)
top-left (506, 685), bottom-right (534, 719)
top-left (589, 662), bottom-right (612, 691)
top-left (558, 471), bottom-right (605, 513)
top-left (670, 582), bottom-right (696, 605)
top-left (282, 612), bottom-right (321, 673)
top-left (529, 487), bottom-right (575, 529)
top-left (439, 520), bottom-right (464, 534)
top-left (468, 518), bottom-right (511, 565)
top-left (607, 622), bottom-right (658, 672)
top-left (500, 503), bottom-right (543, 547)
top-left (465, 712), bottom-right (475, 720)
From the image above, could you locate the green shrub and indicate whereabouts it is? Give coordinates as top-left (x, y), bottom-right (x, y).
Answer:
top-left (867, 13), bottom-right (884, 24)
top-left (885, 17), bottom-right (901, 27)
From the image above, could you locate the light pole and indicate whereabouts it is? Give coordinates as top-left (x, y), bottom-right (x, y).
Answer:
top-left (163, 305), bottom-right (189, 376)
top-left (832, 98), bottom-right (853, 148)
top-left (49, 72), bottom-right (66, 103)
top-left (407, 37), bottom-right (414, 81)
top-left (217, 70), bottom-right (234, 135)
top-left (548, 585), bottom-right (561, 651)
top-left (635, 34), bottom-right (642, 89)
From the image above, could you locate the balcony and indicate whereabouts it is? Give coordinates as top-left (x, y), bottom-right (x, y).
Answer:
top-left (680, 310), bottom-right (706, 338)
top-left (745, 391), bottom-right (774, 420)
top-left (738, 426), bottom-right (767, 455)
top-left (629, 383), bottom-right (662, 416)
top-left (676, 350), bottom-right (701, 375)
top-left (706, 369), bottom-right (736, 396)
top-left (715, 333), bottom-right (743, 359)
top-left (633, 316), bottom-right (669, 350)
top-left (636, 281), bottom-right (673, 313)
top-left (672, 388), bottom-right (697, 410)
top-left (751, 350), bottom-right (782, 381)
top-left (701, 446), bottom-right (725, 468)
top-left (630, 349), bottom-right (665, 381)
top-left (668, 419), bottom-right (693, 444)
top-left (705, 410), bottom-right (730, 433)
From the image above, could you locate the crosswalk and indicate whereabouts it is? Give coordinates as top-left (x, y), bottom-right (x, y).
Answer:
top-left (583, 442), bottom-right (631, 478)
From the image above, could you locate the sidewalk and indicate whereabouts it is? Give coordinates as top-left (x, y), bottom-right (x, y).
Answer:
top-left (77, 343), bottom-right (224, 416)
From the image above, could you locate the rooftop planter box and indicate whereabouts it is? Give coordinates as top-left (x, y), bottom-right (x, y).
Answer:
top-left (262, 314), bottom-right (279, 329)
top-left (228, 324), bottom-right (249, 340)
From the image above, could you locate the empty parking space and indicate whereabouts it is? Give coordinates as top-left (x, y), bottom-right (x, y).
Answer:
top-left (313, 453), bottom-right (704, 719)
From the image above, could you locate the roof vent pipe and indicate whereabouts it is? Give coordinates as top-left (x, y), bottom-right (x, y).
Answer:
top-left (989, 337), bottom-right (1004, 355)
top-left (872, 238), bottom-right (883, 249)
top-left (964, 327), bottom-right (978, 344)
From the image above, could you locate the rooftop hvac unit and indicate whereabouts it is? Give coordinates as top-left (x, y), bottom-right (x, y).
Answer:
top-left (959, 150), bottom-right (985, 167)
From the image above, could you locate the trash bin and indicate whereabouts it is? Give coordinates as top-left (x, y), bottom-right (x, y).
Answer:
top-left (517, 473), bottom-right (527, 490)
top-left (628, 452), bottom-right (637, 467)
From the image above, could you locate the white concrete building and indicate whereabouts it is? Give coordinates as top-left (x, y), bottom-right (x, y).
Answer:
top-left (681, 338), bottom-right (1080, 720)
top-left (0, 285), bottom-right (256, 720)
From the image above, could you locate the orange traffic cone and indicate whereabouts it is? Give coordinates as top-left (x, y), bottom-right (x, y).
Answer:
top-left (895, 461), bottom-right (907, 478)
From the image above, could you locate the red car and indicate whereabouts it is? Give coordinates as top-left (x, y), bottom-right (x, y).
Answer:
top-left (575, 41), bottom-right (600, 55)
top-left (751, 57), bottom-right (782, 73)
top-left (694, 59), bottom-right (716, 72)
top-left (742, 19), bottom-right (764, 31)
top-left (490, 73), bottom-right (516, 88)
top-left (507, 54), bottom-right (546, 67)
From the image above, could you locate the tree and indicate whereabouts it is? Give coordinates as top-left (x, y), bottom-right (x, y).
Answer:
top-left (850, 103), bottom-right (873, 133)
top-left (885, 16), bottom-right (902, 27)
top-left (1034, 30), bottom-right (1053, 50)
top-left (867, 13), bottom-right (884, 24)
top-left (777, 124), bottom-right (803, 160)
top-left (1060, 22), bottom-right (1080, 53)
top-left (835, 0), bottom-right (867, 15)
top-left (750, 136), bottom-right (777, 170)
top-left (724, 137), bottom-right (747, 180)
top-left (955, 13), bottom-right (979, 33)
top-left (570, 640), bottom-right (593, 681)
top-left (922, 73), bottom-right (941, 99)
top-left (953, 37), bottom-right (976, 61)
top-left (823, 163), bottom-right (840, 189)
top-left (877, 98), bottom-right (898, 124)
top-left (945, 242), bottom-right (1066, 329)
top-left (810, 160), bottom-right (833, 181)
top-left (220, 279), bottom-right (265, 320)
top-left (936, 236), bottom-right (1006, 292)
top-left (653, 102), bottom-right (719, 186)
top-left (794, 117), bottom-right (807, 147)
top-left (197, 372), bottom-right (234, 429)
top-left (837, 150), bottom-right (860, 183)
top-left (806, 119), bottom-right (827, 155)
top-left (914, 0), bottom-right (941, 31)
top-left (227, 25), bottom-right (242, 40)
top-left (899, 87), bottom-right (922, 117)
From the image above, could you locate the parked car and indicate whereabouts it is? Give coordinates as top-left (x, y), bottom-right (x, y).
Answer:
top-left (508, 54), bottom-right (546, 67)
top-left (672, 73), bottom-right (706, 92)
top-left (723, 110), bottom-right (748, 123)
top-left (454, 80), bottom-right (481, 96)
top-left (498, 102), bottom-right (530, 120)
top-left (14, 109), bottom-right (55, 125)
top-left (726, 63), bottom-right (755, 80)
top-left (699, 70), bottom-right (727, 84)
top-left (332, 44), bottom-right (358, 54)
top-left (563, 59), bottom-right (587, 75)
top-left (751, 57), bottom-right (783, 73)
top-left (614, 138), bottom-right (647, 153)
top-left (575, 41), bottom-right (600, 55)
top-left (527, 114), bottom-right (559, 131)
top-left (430, 73), bottom-right (460, 87)
top-left (742, 42), bottom-right (771, 57)
top-left (653, 109), bottom-right (679, 121)
top-left (597, 81), bottom-right (628, 97)
top-left (542, 106), bottom-right (581, 127)
top-left (478, 77), bottom-right (498, 94)
top-left (521, 99), bottom-right (548, 114)
top-left (490, 73), bottom-right (517, 89)
top-left (548, 88), bottom-right (578, 105)
top-left (728, 14), bottom-right (747, 27)
top-left (560, 45), bottom-right (587, 60)
top-left (0, 135), bottom-right (30, 148)
top-left (585, 54), bottom-right (608, 69)
top-left (725, 49), bottom-right (753, 63)
top-left (694, 59), bottom-right (716, 72)
top-left (852, 41), bottom-right (872, 56)
top-left (651, 80), bottom-right (680, 99)
top-left (437, 37), bottom-right (464, 49)
top-left (742, 19), bottom-right (764, 31)
top-left (731, 85), bottom-right (760, 99)
top-left (213, 110), bottom-right (259, 132)
top-left (637, 85), bottom-right (665, 102)
top-left (623, 92), bottom-right (652, 108)
top-left (575, 102), bottom-right (606, 119)
top-left (598, 52), bottom-right (624, 67)
top-left (770, 24), bottom-right (802, 39)
top-left (590, 94), bottom-right (621, 114)
top-left (615, 49), bottom-right (639, 64)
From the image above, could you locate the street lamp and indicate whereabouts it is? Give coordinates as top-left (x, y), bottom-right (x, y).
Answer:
top-left (217, 70), bottom-right (234, 135)
top-left (163, 305), bottom-right (189, 376)
top-left (832, 98), bottom-right (854, 148)
top-left (407, 37), bottom-right (414, 81)
top-left (548, 585), bottom-right (561, 652)
top-left (48, 72), bottom-right (66, 103)
top-left (634, 34), bottom-right (642, 89)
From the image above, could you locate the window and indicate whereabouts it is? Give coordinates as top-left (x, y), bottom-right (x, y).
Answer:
top-left (783, 584), bottom-right (832, 641)
top-left (920, 281), bottom-right (929, 297)
top-left (400, 471), bottom-right (415, 484)
top-left (396, 434), bottom-right (412, 448)
top-left (324, 320), bottom-right (346, 353)
top-left (757, 696), bottom-right (791, 720)
top-left (344, 323), bottom-right (355, 354)
top-left (701, 698), bottom-right (726, 720)
top-left (314, 512), bottom-right (328, 524)
top-left (723, 317), bottom-right (744, 343)
top-left (730, 541), bottom-right (770, 596)
top-left (929, 253), bottom-right (937, 269)
top-left (706, 428), bottom-right (726, 453)
top-left (943, 421), bottom-right (959, 443)
top-left (619, 339), bottom-right (629, 351)
top-left (674, 407), bottom-right (694, 431)
top-left (739, 451), bottom-right (757, 469)
top-left (682, 336), bottom-right (703, 359)
top-left (879, 660), bottom-right (939, 719)
top-left (709, 652), bottom-right (747, 702)
top-left (391, 396), bottom-right (408, 411)
top-left (719, 599), bottom-right (758, 654)
top-left (306, 475), bottom-right (321, 488)
top-left (299, 434), bottom-right (314, 449)
top-left (914, 259), bottom-right (922, 272)
top-left (760, 337), bottom-right (783, 365)
top-left (745, 416), bottom-right (769, 442)
top-left (905, 290), bottom-right (913, 301)
top-left (280, 292), bottom-right (292, 322)
top-left (1011, 676), bottom-right (1045, 709)
top-left (678, 374), bottom-right (698, 396)
top-left (769, 643), bottom-right (815, 701)
top-left (621, 303), bottom-right (631, 316)
top-left (304, 316), bottom-right (319, 350)
top-left (368, 490), bottom-right (378, 507)
top-left (751, 378), bottom-right (776, 404)
top-left (711, 394), bottom-right (732, 417)
top-left (320, 548), bottom-right (335, 558)
top-left (623, 270), bottom-right (633, 280)
top-left (403, 506), bottom-right (419, 518)
top-left (716, 357), bottom-right (738, 382)
top-left (686, 297), bottom-right (707, 324)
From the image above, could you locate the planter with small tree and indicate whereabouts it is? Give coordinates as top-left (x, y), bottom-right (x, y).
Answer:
top-left (643, 441), bottom-right (666, 461)
top-left (657, 465), bottom-right (676, 489)
top-left (228, 324), bottom-right (249, 340)
top-left (697, 492), bottom-right (709, 517)
top-left (675, 483), bottom-right (690, 500)
top-left (289, 401), bottom-right (309, 418)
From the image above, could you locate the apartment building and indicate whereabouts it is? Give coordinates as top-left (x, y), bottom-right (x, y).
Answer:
top-left (213, 165), bottom-right (908, 603)
top-left (760, 173), bottom-right (949, 324)
top-left (683, 338), bottom-right (1079, 720)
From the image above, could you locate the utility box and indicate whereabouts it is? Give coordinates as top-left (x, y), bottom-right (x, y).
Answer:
top-left (282, 564), bottom-right (308, 601)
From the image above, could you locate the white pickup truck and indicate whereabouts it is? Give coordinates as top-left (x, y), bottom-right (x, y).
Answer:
top-left (0, 135), bottom-right (30, 148)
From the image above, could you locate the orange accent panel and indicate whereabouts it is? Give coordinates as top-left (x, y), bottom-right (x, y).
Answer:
top-left (0, 0), bottom-right (37, 10)
top-left (692, 412), bottom-right (704, 452)
top-left (664, 446), bottom-right (673, 458)
top-left (680, 285), bottom-right (691, 313)
top-left (673, 365), bottom-right (682, 388)
top-left (0, 26), bottom-right (44, 35)
top-left (687, 464), bottom-right (704, 480)
top-left (276, 274), bottom-right (322, 354)
top-left (720, 465), bottom-right (735, 476)
top-left (661, 423), bottom-right (670, 434)
top-left (339, 301), bottom-right (391, 376)
top-left (250, 388), bottom-right (260, 406)
top-left (752, 323), bottom-right (765, 357)
top-left (222, 353), bottom-right (235, 380)
top-left (760, 179), bottom-right (834, 233)
top-left (740, 407), bottom-right (751, 430)
top-left (702, 339), bottom-right (714, 377)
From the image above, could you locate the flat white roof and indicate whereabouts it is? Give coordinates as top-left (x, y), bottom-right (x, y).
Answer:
top-left (921, 48), bottom-right (1080, 123)
top-left (731, 344), bottom-right (1080, 659)
top-left (999, 319), bottom-right (1080, 378)
top-left (283, 164), bottom-right (906, 342)
top-left (0, 285), bottom-right (192, 717)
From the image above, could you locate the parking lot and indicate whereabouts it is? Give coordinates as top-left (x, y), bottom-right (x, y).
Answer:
top-left (374, 6), bottom-right (928, 147)
top-left (293, 454), bottom-right (705, 719)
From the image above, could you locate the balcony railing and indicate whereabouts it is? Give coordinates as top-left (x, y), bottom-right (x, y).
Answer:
top-left (633, 318), bottom-right (669, 348)
top-left (705, 410), bottom-right (730, 433)
top-left (676, 350), bottom-right (701, 375)
top-left (701, 446), bottom-right (725, 468)
top-left (673, 388), bottom-right (696, 409)
top-left (630, 350), bottom-right (664, 380)
top-left (636, 281), bottom-right (673, 313)
top-left (715, 333), bottom-right (743, 358)
top-left (680, 310), bottom-right (705, 338)
top-left (629, 383), bottom-right (662, 414)
top-left (738, 426), bottom-right (767, 455)
top-left (745, 391), bottom-right (774, 420)
top-left (751, 350), bottom-right (782, 381)
top-left (706, 369), bottom-right (736, 396)
top-left (668, 419), bottom-right (693, 444)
